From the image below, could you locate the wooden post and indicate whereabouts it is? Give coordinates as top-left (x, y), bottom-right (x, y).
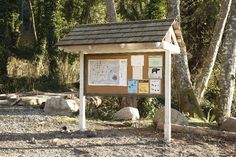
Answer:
top-left (164, 50), bottom-right (171, 142)
top-left (79, 52), bottom-right (86, 131)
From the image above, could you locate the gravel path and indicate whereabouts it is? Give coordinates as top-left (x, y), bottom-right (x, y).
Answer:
top-left (0, 104), bottom-right (235, 157)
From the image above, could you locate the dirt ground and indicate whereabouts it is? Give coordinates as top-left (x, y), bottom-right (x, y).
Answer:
top-left (0, 104), bottom-right (235, 157)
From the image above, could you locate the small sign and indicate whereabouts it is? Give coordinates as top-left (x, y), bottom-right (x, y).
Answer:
top-left (131, 55), bottom-right (144, 66)
top-left (139, 80), bottom-right (149, 94)
top-left (148, 67), bottom-right (162, 79)
top-left (149, 56), bottom-right (162, 67)
top-left (128, 80), bottom-right (138, 93)
top-left (150, 79), bottom-right (161, 94)
top-left (132, 66), bottom-right (143, 80)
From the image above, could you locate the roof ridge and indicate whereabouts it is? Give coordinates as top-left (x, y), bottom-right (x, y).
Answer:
top-left (76, 18), bottom-right (175, 28)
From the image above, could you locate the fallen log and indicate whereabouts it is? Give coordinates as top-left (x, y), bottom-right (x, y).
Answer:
top-left (10, 98), bottom-right (22, 106)
top-left (0, 100), bottom-right (9, 105)
top-left (158, 124), bottom-right (236, 140)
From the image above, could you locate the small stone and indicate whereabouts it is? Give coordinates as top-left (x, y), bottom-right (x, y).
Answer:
top-left (86, 131), bottom-right (97, 138)
top-left (29, 137), bottom-right (37, 144)
top-left (51, 138), bottom-right (60, 145)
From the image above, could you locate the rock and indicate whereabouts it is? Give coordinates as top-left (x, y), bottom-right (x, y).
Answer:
top-left (51, 138), bottom-right (60, 146)
top-left (29, 137), bottom-right (37, 144)
top-left (85, 130), bottom-right (97, 138)
top-left (60, 126), bottom-right (72, 133)
top-left (0, 94), bottom-right (7, 100)
top-left (153, 107), bottom-right (188, 127)
top-left (19, 96), bottom-right (51, 106)
top-left (44, 97), bottom-right (79, 116)
top-left (0, 100), bottom-right (9, 105)
top-left (7, 94), bottom-right (19, 100)
top-left (113, 107), bottom-right (140, 121)
top-left (220, 117), bottom-right (236, 132)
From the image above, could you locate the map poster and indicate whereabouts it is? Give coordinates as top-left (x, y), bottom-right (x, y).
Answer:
top-left (149, 56), bottom-right (163, 67)
top-left (138, 80), bottom-right (149, 94)
top-left (148, 67), bottom-right (162, 79)
top-left (88, 59), bottom-right (127, 86)
top-left (150, 79), bottom-right (161, 94)
top-left (128, 80), bottom-right (138, 94)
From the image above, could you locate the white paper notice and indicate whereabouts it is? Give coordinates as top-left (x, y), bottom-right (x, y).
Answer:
top-left (132, 66), bottom-right (143, 80)
top-left (131, 55), bottom-right (144, 66)
top-left (119, 59), bottom-right (127, 86)
top-left (150, 79), bottom-right (161, 94)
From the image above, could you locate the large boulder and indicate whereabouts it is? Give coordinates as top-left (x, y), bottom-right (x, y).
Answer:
top-left (113, 107), bottom-right (140, 121)
top-left (44, 98), bottom-right (79, 116)
top-left (153, 107), bottom-right (188, 127)
top-left (219, 117), bottom-right (236, 132)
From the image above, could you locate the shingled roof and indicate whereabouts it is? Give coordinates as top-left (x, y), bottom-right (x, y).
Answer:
top-left (56, 19), bottom-right (178, 46)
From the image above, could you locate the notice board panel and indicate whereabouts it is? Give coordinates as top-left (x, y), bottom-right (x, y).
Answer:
top-left (84, 52), bottom-right (165, 96)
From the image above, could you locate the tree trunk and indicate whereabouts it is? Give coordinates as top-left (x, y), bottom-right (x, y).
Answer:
top-left (28, 0), bottom-right (38, 43)
top-left (195, 0), bottom-right (232, 101)
top-left (167, 0), bottom-right (203, 117)
top-left (167, 0), bottom-right (180, 21)
top-left (217, 0), bottom-right (236, 120)
top-left (106, 0), bottom-right (117, 22)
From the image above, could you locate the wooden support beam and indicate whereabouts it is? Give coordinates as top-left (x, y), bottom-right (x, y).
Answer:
top-left (169, 27), bottom-right (179, 47)
top-left (164, 50), bottom-right (172, 142)
top-left (59, 42), bottom-right (164, 54)
top-left (162, 41), bottom-right (180, 54)
top-left (79, 52), bottom-right (86, 131)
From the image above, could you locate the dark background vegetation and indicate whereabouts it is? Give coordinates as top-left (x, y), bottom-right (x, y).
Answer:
top-left (0, 0), bottom-right (235, 119)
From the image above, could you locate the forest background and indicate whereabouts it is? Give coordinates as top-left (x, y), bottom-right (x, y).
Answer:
top-left (0, 0), bottom-right (235, 123)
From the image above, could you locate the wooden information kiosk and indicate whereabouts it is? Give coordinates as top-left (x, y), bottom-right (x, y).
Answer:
top-left (57, 19), bottom-right (185, 142)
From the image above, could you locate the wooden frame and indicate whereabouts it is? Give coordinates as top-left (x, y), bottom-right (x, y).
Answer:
top-left (84, 52), bottom-right (165, 96)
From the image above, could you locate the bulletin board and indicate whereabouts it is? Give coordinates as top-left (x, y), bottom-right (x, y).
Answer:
top-left (84, 52), bottom-right (165, 96)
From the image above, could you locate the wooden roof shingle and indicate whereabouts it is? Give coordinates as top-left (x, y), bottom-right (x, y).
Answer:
top-left (56, 19), bottom-right (176, 46)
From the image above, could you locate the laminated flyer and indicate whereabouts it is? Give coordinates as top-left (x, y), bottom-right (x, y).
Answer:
top-left (138, 80), bottom-right (149, 94)
top-left (150, 79), bottom-right (161, 94)
top-left (128, 80), bottom-right (138, 93)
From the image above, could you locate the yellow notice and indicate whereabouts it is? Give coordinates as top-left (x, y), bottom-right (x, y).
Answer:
top-left (138, 80), bottom-right (149, 94)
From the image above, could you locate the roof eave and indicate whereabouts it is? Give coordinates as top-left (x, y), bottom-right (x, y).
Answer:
top-left (58, 42), bottom-right (165, 54)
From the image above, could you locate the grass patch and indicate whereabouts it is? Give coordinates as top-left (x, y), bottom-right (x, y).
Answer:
top-left (53, 116), bottom-right (79, 123)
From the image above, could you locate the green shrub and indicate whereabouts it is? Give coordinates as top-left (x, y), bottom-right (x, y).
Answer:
top-left (86, 97), bottom-right (119, 120)
top-left (137, 97), bottom-right (163, 118)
